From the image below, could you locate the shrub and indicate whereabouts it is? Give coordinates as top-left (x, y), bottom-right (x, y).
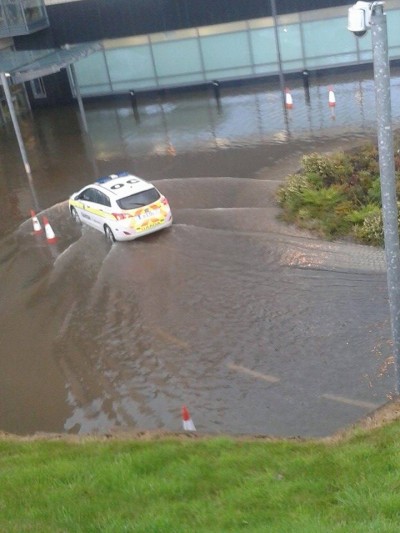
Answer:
top-left (277, 173), bottom-right (313, 217)
top-left (277, 140), bottom-right (400, 246)
top-left (345, 204), bottom-right (380, 225)
top-left (301, 152), bottom-right (353, 187)
top-left (367, 178), bottom-right (382, 205)
top-left (349, 143), bottom-right (379, 175)
top-left (354, 207), bottom-right (383, 246)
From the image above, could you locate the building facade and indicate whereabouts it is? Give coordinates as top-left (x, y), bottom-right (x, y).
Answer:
top-left (5, 0), bottom-right (400, 106)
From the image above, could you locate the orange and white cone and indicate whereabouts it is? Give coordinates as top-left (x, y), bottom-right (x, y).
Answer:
top-left (30, 210), bottom-right (42, 234)
top-left (43, 215), bottom-right (57, 244)
top-left (182, 405), bottom-right (196, 431)
top-left (328, 86), bottom-right (336, 107)
top-left (285, 88), bottom-right (293, 109)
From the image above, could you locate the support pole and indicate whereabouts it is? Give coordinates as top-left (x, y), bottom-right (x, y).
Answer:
top-left (371, 4), bottom-right (400, 393)
top-left (302, 69), bottom-right (311, 103)
top-left (0, 72), bottom-right (32, 177)
top-left (68, 64), bottom-right (88, 133)
top-left (129, 89), bottom-right (141, 123)
top-left (270, 0), bottom-right (286, 110)
top-left (212, 80), bottom-right (222, 113)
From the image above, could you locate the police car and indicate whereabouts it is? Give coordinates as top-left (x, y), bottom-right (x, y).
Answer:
top-left (69, 172), bottom-right (173, 242)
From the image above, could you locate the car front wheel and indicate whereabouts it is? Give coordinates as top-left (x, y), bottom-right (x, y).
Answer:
top-left (104, 225), bottom-right (116, 243)
top-left (71, 207), bottom-right (81, 224)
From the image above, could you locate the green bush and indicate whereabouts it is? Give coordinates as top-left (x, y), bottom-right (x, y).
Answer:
top-left (345, 204), bottom-right (380, 225)
top-left (301, 152), bottom-right (354, 187)
top-left (277, 140), bottom-right (400, 246)
top-left (349, 142), bottom-right (379, 175)
top-left (354, 207), bottom-right (383, 246)
top-left (366, 177), bottom-right (382, 205)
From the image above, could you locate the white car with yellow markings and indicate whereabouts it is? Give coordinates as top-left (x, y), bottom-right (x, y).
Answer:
top-left (69, 172), bottom-right (173, 242)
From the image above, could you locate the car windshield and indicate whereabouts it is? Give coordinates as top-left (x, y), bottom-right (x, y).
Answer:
top-left (117, 188), bottom-right (160, 210)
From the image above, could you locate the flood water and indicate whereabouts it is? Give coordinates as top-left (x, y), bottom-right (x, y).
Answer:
top-left (0, 67), bottom-right (398, 437)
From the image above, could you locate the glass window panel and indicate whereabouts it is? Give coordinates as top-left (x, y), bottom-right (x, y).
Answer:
top-left (281, 59), bottom-right (304, 70)
top-left (201, 32), bottom-right (251, 70)
top-left (278, 23), bottom-right (302, 61)
top-left (5, 0), bottom-right (24, 26)
top-left (74, 52), bottom-right (110, 87)
top-left (390, 46), bottom-right (400, 57)
top-left (158, 73), bottom-right (205, 86)
top-left (388, 10), bottom-right (400, 46)
top-left (152, 39), bottom-right (202, 77)
top-left (30, 77), bottom-right (46, 98)
top-left (303, 18), bottom-right (355, 57)
top-left (80, 84), bottom-right (112, 96)
top-left (111, 79), bottom-right (156, 91)
top-left (359, 50), bottom-right (373, 61)
top-left (254, 63), bottom-right (278, 75)
top-left (306, 53), bottom-right (358, 68)
top-left (205, 66), bottom-right (253, 79)
top-left (250, 27), bottom-right (277, 65)
top-left (23, 0), bottom-right (44, 23)
top-left (106, 46), bottom-right (154, 82)
top-left (357, 34), bottom-right (372, 52)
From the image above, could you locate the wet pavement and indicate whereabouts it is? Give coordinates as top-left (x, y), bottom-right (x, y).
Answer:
top-left (0, 67), bottom-right (398, 437)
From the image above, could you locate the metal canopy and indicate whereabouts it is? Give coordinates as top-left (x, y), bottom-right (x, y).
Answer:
top-left (0, 42), bottom-right (101, 84)
top-left (0, 42), bottom-right (101, 182)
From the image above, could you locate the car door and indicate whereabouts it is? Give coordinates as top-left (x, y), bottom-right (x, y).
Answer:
top-left (84, 188), bottom-right (112, 231)
top-left (92, 190), bottom-right (113, 230)
top-left (75, 187), bottom-right (100, 229)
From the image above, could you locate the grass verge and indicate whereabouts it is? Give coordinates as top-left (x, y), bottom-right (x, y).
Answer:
top-left (1, 401), bottom-right (400, 532)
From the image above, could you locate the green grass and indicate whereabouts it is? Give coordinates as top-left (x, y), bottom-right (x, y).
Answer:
top-left (1, 422), bottom-right (400, 532)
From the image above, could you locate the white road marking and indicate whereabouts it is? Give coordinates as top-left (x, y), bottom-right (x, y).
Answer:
top-left (321, 394), bottom-right (379, 410)
top-left (227, 363), bottom-right (280, 383)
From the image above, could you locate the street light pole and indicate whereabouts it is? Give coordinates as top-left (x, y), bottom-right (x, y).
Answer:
top-left (271, 0), bottom-right (289, 132)
top-left (270, 0), bottom-right (286, 110)
top-left (370, 3), bottom-right (400, 394)
top-left (349, 1), bottom-right (400, 393)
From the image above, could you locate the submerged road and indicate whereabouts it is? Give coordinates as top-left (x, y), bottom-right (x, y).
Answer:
top-left (0, 73), bottom-right (397, 437)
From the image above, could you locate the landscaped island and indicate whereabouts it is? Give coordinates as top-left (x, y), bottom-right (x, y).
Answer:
top-left (277, 138), bottom-right (400, 247)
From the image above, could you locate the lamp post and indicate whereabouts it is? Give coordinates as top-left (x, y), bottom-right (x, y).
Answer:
top-left (270, 0), bottom-right (286, 110)
top-left (348, 1), bottom-right (400, 393)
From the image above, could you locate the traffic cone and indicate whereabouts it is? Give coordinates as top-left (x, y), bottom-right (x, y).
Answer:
top-left (30, 210), bottom-right (42, 234)
top-left (328, 86), bottom-right (336, 107)
top-left (285, 88), bottom-right (293, 109)
top-left (43, 215), bottom-right (57, 244)
top-left (181, 405), bottom-right (196, 431)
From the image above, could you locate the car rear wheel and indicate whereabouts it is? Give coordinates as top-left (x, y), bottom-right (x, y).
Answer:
top-left (71, 207), bottom-right (81, 224)
top-left (104, 225), bottom-right (116, 243)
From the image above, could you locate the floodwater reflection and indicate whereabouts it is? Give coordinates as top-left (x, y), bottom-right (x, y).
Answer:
top-left (0, 67), bottom-right (397, 437)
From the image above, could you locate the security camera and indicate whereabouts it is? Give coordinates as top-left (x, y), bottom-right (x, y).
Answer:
top-left (348, 1), bottom-right (373, 37)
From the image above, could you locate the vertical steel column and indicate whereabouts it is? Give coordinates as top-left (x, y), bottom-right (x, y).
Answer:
top-left (371, 3), bottom-right (400, 393)
top-left (0, 71), bottom-right (32, 177)
top-left (67, 63), bottom-right (98, 176)
top-left (270, 0), bottom-right (286, 109)
top-left (68, 64), bottom-right (88, 133)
